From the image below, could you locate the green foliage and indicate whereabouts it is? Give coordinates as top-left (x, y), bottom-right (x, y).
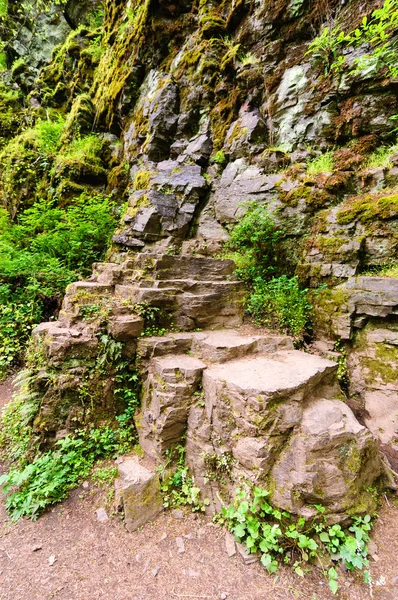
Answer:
top-left (158, 445), bottom-right (209, 513)
top-left (307, 151), bottom-right (334, 175)
top-left (211, 149), bottom-right (227, 165)
top-left (0, 343), bottom-right (140, 519)
top-left (226, 203), bottom-right (311, 338)
top-left (135, 303), bottom-right (168, 337)
top-left (35, 117), bottom-right (65, 154)
top-left (307, 0), bottom-right (398, 79)
top-left (0, 424), bottom-right (130, 520)
top-left (91, 465), bottom-right (118, 486)
top-left (246, 276), bottom-right (312, 337)
top-left (0, 193), bottom-right (117, 376)
top-left (227, 202), bottom-right (284, 282)
top-left (0, 369), bottom-right (40, 465)
top-left (365, 143), bottom-right (398, 169)
top-left (220, 486), bottom-right (373, 595)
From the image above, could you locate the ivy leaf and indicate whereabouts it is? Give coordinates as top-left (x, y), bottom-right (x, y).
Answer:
top-left (329, 579), bottom-right (338, 595)
top-left (294, 565), bottom-right (304, 577)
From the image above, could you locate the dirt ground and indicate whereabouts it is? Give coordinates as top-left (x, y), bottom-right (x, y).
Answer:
top-left (1, 378), bottom-right (398, 600)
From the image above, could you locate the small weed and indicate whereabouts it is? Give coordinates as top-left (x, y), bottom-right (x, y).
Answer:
top-left (307, 152), bottom-right (334, 175)
top-left (365, 144), bottom-right (398, 169)
top-left (158, 445), bottom-right (209, 513)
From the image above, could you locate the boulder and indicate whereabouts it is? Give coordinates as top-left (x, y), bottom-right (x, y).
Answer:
top-left (270, 398), bottom-right (381, 520)
top-left (117, 458), bottom-right (163, 532)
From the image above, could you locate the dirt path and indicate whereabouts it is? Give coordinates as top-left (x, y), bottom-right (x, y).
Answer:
top-left (0, 378), bottom-right (397, 600)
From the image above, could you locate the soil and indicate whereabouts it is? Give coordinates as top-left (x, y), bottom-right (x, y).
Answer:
top-left (1, 377), bottom-right (397, 600)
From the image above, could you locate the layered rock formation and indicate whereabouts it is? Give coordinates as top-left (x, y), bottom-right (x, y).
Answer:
top-left (1, 0), bottom-right (397, 523)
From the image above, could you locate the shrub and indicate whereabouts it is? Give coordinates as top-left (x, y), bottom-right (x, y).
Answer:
top-left (246, 275), bottom-right (312, 337)
top-left (227, 202), bottom-right (284, 281)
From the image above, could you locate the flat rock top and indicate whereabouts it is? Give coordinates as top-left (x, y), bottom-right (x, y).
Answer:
top-left (199, 330), bottom-right (260, 348)
top-left (204, 351), bottom-right (336, 393)
top-left (154, 355), bottom-right (206, 371)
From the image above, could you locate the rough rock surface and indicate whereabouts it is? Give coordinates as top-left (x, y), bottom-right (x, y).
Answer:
top-left (134, 330), bottom-right (381, 521)
top-left (116, 457), bottom-right (163, 532)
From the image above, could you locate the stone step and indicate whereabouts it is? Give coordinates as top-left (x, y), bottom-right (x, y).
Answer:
top-left (191, 329), bottom-right (294, 363)
top-left (136, 330), bottom-right (294, 365)
top-left (203, 350), bottom-right (337, 402)
top-left (132, 253), bottom-right (237, 282)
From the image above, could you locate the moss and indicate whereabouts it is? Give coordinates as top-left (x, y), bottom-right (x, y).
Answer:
top-left (0, 84), bottom-right (23, 147)
top-left (126, 193), bottom-right (150, 220)
top-left (336, 191), bottom-right (398, 225)
top-left (0, 128), bottom-right (46, 216)
top-left (51, 134), bottom-right (106, 187)
top-left (133, 170), bottom-right (152, 191)
top-left (360, 342), bottom-right (398, 385)
top-left (60, 93), bottom-right (95, 145)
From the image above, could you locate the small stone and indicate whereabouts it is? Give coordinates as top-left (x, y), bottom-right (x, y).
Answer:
top-left (48, 556), bottom-right (57, 566)
top-left (225, 532), bottom-right (236, 558)
top-left (183, 568), bottom-right (200, 577)
top-left (236, 542), bottom-right (258, 565)
top-left (221, 594), bottom-right (229, 600)
top-left (160, 531), bottom-right (167, 541)
top-left (135, 553), bottom-right (142, 562)
top-left (368, 540), bottom-right (379, 559)
top-left (172, 509), bottom-right (184, 519)
top-left (142, 558), bottom-right (150, 574)
top-left (151, 566), bottom-right (161, 577)
top-left (32, 544), bottom-right (42, 552)
top-left (96, 508), bottom-right (109, 523)
top-left (176, 537), bottom-right (185, 554)
top-left (82, 481), bottom-right (89, 489)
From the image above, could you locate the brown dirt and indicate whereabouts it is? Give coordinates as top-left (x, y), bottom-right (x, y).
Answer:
top-left (0, 377), bottom-right (398, 600)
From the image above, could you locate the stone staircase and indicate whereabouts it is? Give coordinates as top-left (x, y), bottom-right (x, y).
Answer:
top-left (135, 329), bottom-right (381, 521)
top-left (32, 252), bottom-right (382, 522)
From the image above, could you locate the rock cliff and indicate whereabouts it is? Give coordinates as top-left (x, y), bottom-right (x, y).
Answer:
top-left (0, 0), bottom-right (397, 522)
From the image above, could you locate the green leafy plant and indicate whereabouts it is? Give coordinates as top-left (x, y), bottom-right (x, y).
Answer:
top-left (226, 202), bottom-right (285, 282)
top-left (219, 486), bottom-right (374, 595)
top-left (0, 426), bottom-right (128, 520)
top-left (307, 0), bottom-right (398, 78)
top-left (246, 276), bottom-right (312, 338)
top-left (0, 193), bottom-right (117, 377)
top-left (158, 445), bottom-right (208, 513)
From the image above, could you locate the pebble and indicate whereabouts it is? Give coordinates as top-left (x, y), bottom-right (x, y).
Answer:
top-left (96, 508), bottom-right (109, 523)
top-left (160, 531), bottom-right (167, 541)
top-left (176, 537), bottom-right (185, 554)
top-left (172, 509), bottom-right (184, 519)
top-left (31, 544), bottom-right (42, 553)
top-left (48, 555), bottom-right (57, 566)
top-left (183, 568), bottom-right (200, 577)
top-left (82, 481), bottom-right (89, 489)
top-left (221, 594), bottom-right (229, 600)
top-left (225, 532), bottom-right (236, 558)
top-left (151, 566), bottom-right (161, 577)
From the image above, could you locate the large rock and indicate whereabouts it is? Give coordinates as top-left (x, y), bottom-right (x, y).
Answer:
top-left (114, 160), bottom-right (207, 245)
top-left (270, 398), bottom-right (381, 520)
top-left (116, 458), bottom-right (163, 532)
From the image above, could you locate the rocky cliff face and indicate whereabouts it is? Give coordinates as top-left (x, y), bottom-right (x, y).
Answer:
top-left (0, 0), bottom-right (397, 520)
